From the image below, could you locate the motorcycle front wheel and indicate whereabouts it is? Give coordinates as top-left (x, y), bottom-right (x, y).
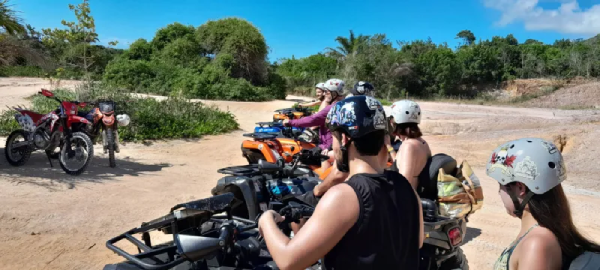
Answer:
top-left (59, 132), bottom-right (94, 175)
top-left (103, 127), bottom-right (116, 168)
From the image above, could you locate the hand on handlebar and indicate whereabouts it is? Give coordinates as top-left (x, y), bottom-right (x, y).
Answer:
top-left (258, 210), bottom-right (286, 236)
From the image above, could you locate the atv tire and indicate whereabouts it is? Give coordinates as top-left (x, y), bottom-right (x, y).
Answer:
top-left (438, 247), bottom-right (469, 270)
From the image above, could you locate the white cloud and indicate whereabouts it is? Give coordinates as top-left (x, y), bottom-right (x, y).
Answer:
top-left (483, 0), bottom-right (600, 35)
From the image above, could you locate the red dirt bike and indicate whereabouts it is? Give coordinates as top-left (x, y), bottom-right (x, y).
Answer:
top-left (4, 89), bottom-right (94, 175)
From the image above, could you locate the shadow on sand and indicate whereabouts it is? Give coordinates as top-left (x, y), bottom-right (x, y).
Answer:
top-left (0, 147), bottom-right (171, 190)
top-left (463, 227), bottom-right (482, 245)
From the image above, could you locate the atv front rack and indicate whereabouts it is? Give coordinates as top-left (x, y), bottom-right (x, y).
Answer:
top-left (217, 164), bottom-right (262, 176)
top-left (106, 216), bottom-right (187, 270)
top-left (243, 132), bottom-right (277, 140)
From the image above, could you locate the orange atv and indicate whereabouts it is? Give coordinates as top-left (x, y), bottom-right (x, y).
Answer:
top-left (241, 126), bottom-right (392, 180)
top-left (272, 107), bottom-right (313, 122)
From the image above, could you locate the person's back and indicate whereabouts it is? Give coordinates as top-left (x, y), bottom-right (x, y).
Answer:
top-left (389, 100), bottom-right (431, 190)
top-left (323, 170), bottom-right (420, 269)
top-left (258, 95), bottom-right (422, 270)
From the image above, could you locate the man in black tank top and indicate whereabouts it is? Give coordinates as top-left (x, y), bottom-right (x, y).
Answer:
top-left (258, 96), bottom-right (423, 270)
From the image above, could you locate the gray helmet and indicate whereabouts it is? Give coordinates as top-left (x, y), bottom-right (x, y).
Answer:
top-left (486, 137), bottom-right (567, 194)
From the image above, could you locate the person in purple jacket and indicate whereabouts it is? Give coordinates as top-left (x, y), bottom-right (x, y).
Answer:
top-left (282, 78), bottom-right (346, 152)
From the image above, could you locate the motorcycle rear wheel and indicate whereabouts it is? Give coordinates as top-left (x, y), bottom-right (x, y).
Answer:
top-left (59, 132), bottom-right (94, 175)
top-left (5, 129), bottom-right (32, 166)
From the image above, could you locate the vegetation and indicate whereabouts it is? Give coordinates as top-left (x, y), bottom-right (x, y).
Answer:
top-left (276, 30), bottom-right (600, 100)
top-left (0, 0), bottom-right (121, 80)
top-left (0, 1), bottom-right (239, 140)
top-left (1, 0), bottom-right (600, 103)
top-left (102, 18), bottom-right (286, 101)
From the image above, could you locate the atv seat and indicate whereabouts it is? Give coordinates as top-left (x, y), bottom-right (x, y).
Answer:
top-left (418, 154), bottom-right (458, 201)
top-left (243, 132), bottom-right (277, 140)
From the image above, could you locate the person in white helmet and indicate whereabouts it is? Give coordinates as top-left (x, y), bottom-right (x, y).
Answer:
top-left (297, 82), bottom-right (330, 112)
top-left (486, 138), bottom-right (600, 270)
top-left (388, 99), bottom-right (431, 191)
top-left (283, 78), bottom-right (346, 152)
top-left (383, 106), bottom-right (401, 162)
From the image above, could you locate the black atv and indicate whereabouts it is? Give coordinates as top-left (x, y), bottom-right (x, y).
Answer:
top-left (211, 149), bottom-right (328, 221)
top-left (103, 193), bottom-right (321, 270)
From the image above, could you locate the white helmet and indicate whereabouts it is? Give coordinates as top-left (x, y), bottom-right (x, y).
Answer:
top-left (117, 114), bottom-right (131, 127)
top-left (323, 78), bottom-right (345, 95)
top-left (486, 138), bottom-right (566, 194)
top-left (390, 100), bottom-right (421, 124)
top-left (315, 82), bottom-right (326, 90)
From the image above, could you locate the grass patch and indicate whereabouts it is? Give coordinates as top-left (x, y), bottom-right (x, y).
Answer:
top-left (0, 83), bottom-right (239, 141)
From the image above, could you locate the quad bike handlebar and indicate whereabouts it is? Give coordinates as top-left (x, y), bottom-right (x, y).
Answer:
top-left (105, 192), bottom-right (317, 270)
top-left (257, 149), bottom-right (328, 177)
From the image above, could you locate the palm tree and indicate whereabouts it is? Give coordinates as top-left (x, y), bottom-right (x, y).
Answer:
top-left (0, 0), bottom-right (25, 35)
top-left (326, 30), bottom-right (370, 60)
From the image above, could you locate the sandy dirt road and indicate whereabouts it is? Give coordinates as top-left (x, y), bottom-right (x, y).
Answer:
top-left (0, 78), bottom-right (599, 269)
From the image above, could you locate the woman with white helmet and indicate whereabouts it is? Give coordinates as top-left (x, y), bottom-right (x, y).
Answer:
top-left (284, 78), bottom-right (346, 153)
top-left (388, 99), bottom-right (431, 191)
top-left (487, 138), bottom-right (600, 270)
top-left (298, 82), bottom-right (329, 112)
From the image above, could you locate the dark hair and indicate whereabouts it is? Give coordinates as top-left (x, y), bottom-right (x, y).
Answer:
top-left (394, 123), bottom-right (422, 138)
top-left (333, 130), bottom-right (385, 156)
top-left (512, 183), bottom-right (600, 259)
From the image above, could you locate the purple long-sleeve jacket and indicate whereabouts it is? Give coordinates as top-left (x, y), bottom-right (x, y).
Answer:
top-left (288, 103), bottom-right (335, 150)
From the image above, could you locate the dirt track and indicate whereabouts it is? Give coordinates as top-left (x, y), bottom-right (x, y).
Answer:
top-left (1, 78), bottom-right (599, 269)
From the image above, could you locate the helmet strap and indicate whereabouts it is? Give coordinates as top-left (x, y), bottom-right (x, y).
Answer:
top-left (508, 188), bottom-right (535, 218)
top-left (336, 140), bottom-right (352, 173)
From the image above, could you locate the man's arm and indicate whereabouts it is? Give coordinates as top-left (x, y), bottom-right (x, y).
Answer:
top-left (287, 106), bottom-right (329, 128)
top-left (314, 160), bottom-right (348, 197)
top-left (259, 184), bottom-right (359, 270)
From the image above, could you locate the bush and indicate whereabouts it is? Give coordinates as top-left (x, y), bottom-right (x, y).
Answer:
top-left (0, 66), bottom-right (45, 77)
top-left (0, 85), bottom-right (240, 141)
top-left (103, 58), bottom-right (155, 91)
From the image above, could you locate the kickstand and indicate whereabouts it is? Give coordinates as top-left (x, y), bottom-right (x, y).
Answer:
top-left (46, 152), bottom-right (53, 167)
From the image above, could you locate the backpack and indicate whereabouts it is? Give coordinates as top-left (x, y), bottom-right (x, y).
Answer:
top-left (568, 252), bottom-right (600, 270)
top-left (436, 158), bottom-right (484, 219)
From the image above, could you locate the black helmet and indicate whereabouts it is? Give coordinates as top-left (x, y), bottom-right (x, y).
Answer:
top-left (350, 81), bottom-right (375, 96)
top-left (326, 95), bottom-right (387, 139)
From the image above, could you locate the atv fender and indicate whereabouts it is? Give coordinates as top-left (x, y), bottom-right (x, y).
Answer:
top-left (211, 175), bottom-right (260, 220)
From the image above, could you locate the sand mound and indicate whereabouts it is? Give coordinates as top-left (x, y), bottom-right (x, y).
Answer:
top-left (524, 81), bottom-right (600, 109)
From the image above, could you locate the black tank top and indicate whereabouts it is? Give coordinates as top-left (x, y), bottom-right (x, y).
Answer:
top-left (322, 171), bottom-right (420, 270)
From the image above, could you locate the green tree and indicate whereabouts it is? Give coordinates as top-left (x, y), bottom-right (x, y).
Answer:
top-left (0, 0), bottom-right (25, 35)
top-left (196, 18), bottom-right (269, 84)
top-left (326, 30), bottom-right (370, 60)
top-left (456, 30), bottom-right (476, 46)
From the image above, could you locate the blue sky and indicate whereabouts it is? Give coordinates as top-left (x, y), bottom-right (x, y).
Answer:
top-left (13, 0), bottom-right (600, 62)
